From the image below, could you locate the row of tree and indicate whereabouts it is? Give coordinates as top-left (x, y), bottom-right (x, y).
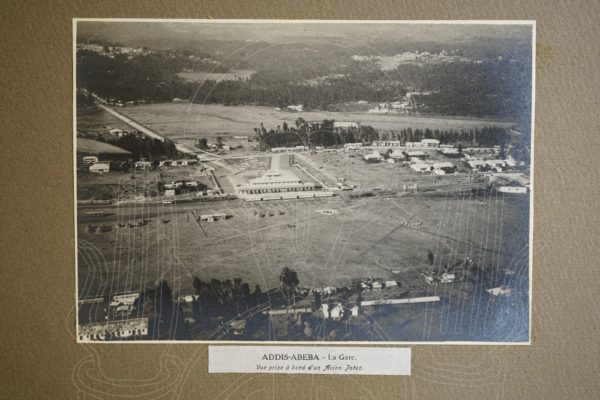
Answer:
top-left (192, 277), bottom-right (263, 317)
top-left (108, 135), bottom-right (180, 160)
top-left (255, 119), bottom-right (512, 149)
top-left (378, 126), bottom-right (512, 147)
top-left (77, 46), bottom-right (530, 121)
top-left (255, 118), bottom-right (379, 149)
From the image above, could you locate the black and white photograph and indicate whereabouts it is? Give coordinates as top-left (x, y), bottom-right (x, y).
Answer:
top-left (75, 19), bottom-right (534, 343)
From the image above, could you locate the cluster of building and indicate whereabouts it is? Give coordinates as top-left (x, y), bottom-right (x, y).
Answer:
top-left (78, 292), bottom-right (148, 341)
top-left (363, 151), bottom-right (386, 162)
top-left (410, 161), bottom-right (457, 175)
top-left (274, 104), bottom-right (304, 112)
top-left (466, 158), bottom-right (514, 172)
top-left (77, 138), bottom-right (134, 174)
top-left (237, 169), bottom-right (333, 201)
top-left (368, 101), bottom-right (411, 114)
top-left (321, 295), bottom-right (442, 320)
top-left (372, 139), bottom-right (440, 148)
top-left (82, 156), bottom-right (110, 173)
top-left (199, 213), bottom-right (227, 222)
top-left (158, 159), bottom-right (199, 168)
top-left (352, 49), bottom-right (475, 70)
top-left (490, 173), bottom-right (530, 194)
top-left (422, 271), bottom-right (457, 285)
top-left (343, 142), bottom-right (363, 150)
top-left (271, 145), bottom-right (309, 153)
top-left (77, 43), bottom-right (150, 58)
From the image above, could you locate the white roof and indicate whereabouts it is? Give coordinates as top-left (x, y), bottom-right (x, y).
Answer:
top-left (468, 160), bottom-right (487, 166)
top-left (486, 286), bottom-right (513, 296)
top-left (89, 162), bottom-right (110, 169)
top-left (408, 150), bottom-right (426, 156)
top-left (486, 159), bottom-right (505, 165)
top-left (334, 121), bottom-right (358, 128)
top-left (411, 163), bottom-right (431, 170)
top-left (433, 162), bottom-right (454, 169)
top-left (248, 169), bottom-right (302, 185)
top-left (421, 139), bottom-right (440, 144)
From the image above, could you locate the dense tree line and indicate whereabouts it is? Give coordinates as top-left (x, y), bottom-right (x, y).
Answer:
top-left (392, 60), bottom-right (531, 120)
top-left (77, 43), bottom-right (530, 120)
top-left (77, 50), bottom-right (195, 102)
top-left (378, 126), bottom-right (511, 147)
top-left (192, 277), bottom-right (261, 318)
top-left (255, 119), bottom-right (509, 149)
top-left (255, 118), bottom-right (378, 149)
top-left (144, 280), bottom-right (189, 340)
top-left (108, 135), bottom-right (180, 160)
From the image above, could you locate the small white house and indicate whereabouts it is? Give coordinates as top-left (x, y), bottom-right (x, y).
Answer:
top-left (486, 159), bottom-right (506, 168)
top-left (82, 156), bottom-right (98, 166)
top-left (330, 304), bottom-right (344, 320)
top-left (385, 281), bottom-right (398, 289)
top-left (390, 150), bottom-right (405, 159)
top-left (432, 162), bottom-right (456, 174)
top-left (467, 160), bottom-right (487, 170)
top-left (486, 286), bottom-right (513, 297)
top-left (421, 139), bottom-right (440, 148)
top-left (410, 163), bottom-right (431, 173)
top-left (364, 151), bottom-right (383, 162)
top-left (89, 163), bottom-right (110, 173)
top-left (440, 273), bottom-right (456, 284)
top-left (408, 150), bottom-right (427, 159)
top-left (498, 186), bottom-right (528, 194)
top-left (323, 286), bottom-right (337, 295)
top-left (135, 160), bottom-right (152, 169)
top-left (109, 128), bottom-right (125, 136)
top-left (200, 213), bottom-right (226, 222)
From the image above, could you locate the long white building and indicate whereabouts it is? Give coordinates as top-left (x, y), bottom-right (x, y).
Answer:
top-left (237, 169), bottom-right (333, 201)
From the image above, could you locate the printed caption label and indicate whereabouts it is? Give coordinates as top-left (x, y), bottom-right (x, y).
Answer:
top-left (209, 346), bottom-right (411, 376)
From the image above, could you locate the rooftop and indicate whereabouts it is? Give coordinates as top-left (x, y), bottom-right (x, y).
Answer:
top-left (248, 169), bottom-right (303, 186)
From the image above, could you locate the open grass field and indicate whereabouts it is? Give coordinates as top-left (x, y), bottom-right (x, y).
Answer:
top-left (77, 190), bottom-right (529, 300)
top-left (77, 106), bottom-right (132, 132)
top-left (117, 103), bottom-right (518, 141)
top-left (303, 150), bottom-right (471, 190)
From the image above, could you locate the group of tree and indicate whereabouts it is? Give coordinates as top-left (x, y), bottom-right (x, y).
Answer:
top-left (256, 120), bottom-right (511, 149)
top-left (106, 134), bottom-right (180, 160)
top-left (192, 277), bottom-right (263, 318)
top-left (379, 126), bottom-right (511, 147)
top-left (391, 59), bottom-right (532, 120)
top-left (77, 40), bottom-right (531, 121)
top-left (255, 118), bottom-right (378, 149)
top-left (144, 280), bottom-right (190, 340)
top-left (279, 267), bottom-right (299, 306)
top-left (77, 50), bottom-right (196, 102)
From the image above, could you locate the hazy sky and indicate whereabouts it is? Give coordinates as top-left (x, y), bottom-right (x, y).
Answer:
top-left (77, 20), bottom-right (533, 46)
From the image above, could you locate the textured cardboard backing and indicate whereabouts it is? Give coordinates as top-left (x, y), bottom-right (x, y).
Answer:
top-left (1, 1), bottom-right (599, 399)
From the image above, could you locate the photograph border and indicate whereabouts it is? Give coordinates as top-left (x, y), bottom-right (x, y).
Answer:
top-left (73, 18), bottom-right (536, 345)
